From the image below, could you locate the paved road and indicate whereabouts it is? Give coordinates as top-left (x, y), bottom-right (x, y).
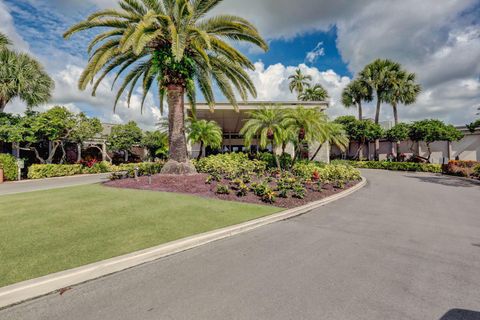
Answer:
top-left (0, 173), bottom-right (110, 196)
top-left (1, 170), bottom-right (479, 320)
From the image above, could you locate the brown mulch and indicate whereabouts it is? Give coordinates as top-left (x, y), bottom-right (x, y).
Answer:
top-left (104, 174), bottom-right (360, 209)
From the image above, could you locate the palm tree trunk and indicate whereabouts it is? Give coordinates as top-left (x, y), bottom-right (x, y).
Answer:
top-left (0, 98), bottom-right (6, 113)
top-left (167, 85), bottom-right (188, 163)
top-left (392, 103), bottom-right (399, 126)
top-left (357, 101), bottom-right (363, 121)
top-left (271, 141), bottom-right (281, 170)
top-left (197, 141), bottom-right (204, 160)
top-left (374, 95), bottom-right (381, 124)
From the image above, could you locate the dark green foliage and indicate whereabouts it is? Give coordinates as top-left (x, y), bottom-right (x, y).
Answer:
top-left (215, 184), bottom-right (230, 195)
top-left (292, 184), bottom-right (306, 199)
top-left (107, 121), bottom-right (143, 154)
top-left (466, 119), bottom-right (480, 133)
top-left (332, 160), bottom-right (442, 173)
top-left (142, 131), bottom-right (168, 159)
top-left (261, 187), bottom-right (276, 203)
top-left (385, 123), bottom-right (411, 142)
top-left (0, 153), bottom-right (18, 181)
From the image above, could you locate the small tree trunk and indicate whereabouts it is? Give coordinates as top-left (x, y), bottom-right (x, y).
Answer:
top-left (124, 151), bottom-right (129, 163)
top-left (46, 142), bottom-right (60, 164)
top-left (310, 143), bottom-right (323, 161)
top-left (197, 141), bottom-right (204, 160)
top-left (77, 143), bottom-right (82, 162)
top-left (0, 98), bottom-right (6, 113)
top-left (426, 143), bottom-right (432, 163)
top-left (272, 142), bottom-right (281, 170)
top-left (357, 101), bottom-right (363, 121)
top-left (392, 103), bottom-right (399, 126)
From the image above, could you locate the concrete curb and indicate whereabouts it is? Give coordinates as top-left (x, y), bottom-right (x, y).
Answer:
top-left (0, 177), bottom-right (367, 309)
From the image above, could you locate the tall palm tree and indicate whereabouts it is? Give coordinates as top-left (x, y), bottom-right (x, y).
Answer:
top-left (282, 106), bottom-right (327, 163)
top-left (341, 79), bottom-right (372, 120)
top-left (359, 59), bottom-right (401, 124)
top-left (288, 69), bottom-right (312, 98)
top-left (187, 118), bottom-right (222, 160)
top-left (0, 34), bottom-right (54, 113)
top-left (385, 71), bottom-right (421, 126)
top-left (310, 122), bottom-right (349, 161)
top-left (240, 106), bottom-right (284, 169)
top-left (298, 84), bottom-right (329, 102)
top-left (64, 0), bottom-right (268, 174)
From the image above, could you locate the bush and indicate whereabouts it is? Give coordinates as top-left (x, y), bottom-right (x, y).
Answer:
top-left (215, 184), bottom-right (230, 195)
top-left (0, 153), bottom-right (18, 181)
top-left (292, 184), bottom-right (306, 199)
top-left (442, 160), bottom-right (479, 177)
top-left (256, 152), bottom-right (293, 169)
top-left (474, 164), bottom-right (480, 177)
top-left (332, 160), bottom-right (442, 173)
top-left (261, 187), bottom-right (276, 203)
top-left (196, 153), bottom-right (266, 177)
top-left (28, 164), bottom-right (84, 179)
top-left (114, 162), bottom-right (164, 177)
top-left (317, 165), bottom-right (361, 184)
top-left (292, 161), bottom-right (326, 180)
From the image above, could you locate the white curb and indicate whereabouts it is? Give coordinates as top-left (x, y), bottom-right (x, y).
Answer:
top-left (0, 177), bottom-right (367, 309)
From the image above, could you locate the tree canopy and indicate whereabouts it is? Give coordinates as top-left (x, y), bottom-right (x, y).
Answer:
top-left (107, 121), bottom-right (143, 155)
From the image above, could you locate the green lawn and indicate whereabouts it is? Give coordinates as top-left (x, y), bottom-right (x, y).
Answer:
top-left (0, 184), bottom-right (280, 287)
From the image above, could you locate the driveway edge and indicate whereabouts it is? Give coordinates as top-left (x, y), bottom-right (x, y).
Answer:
top-left (0, 177), bottom-right (367, 309)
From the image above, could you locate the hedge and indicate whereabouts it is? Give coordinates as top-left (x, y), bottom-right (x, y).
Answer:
top-left (27, 162), bottom-right (164, 179)
top-left (0, 153), bottom-right (19, 181)
top-left (331, 160), bottom-right (442, 173)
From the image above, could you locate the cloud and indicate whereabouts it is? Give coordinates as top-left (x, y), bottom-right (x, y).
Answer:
top-left (0, 1), bottom-right (30, 51)
top-left (305, 42), bottom-right (325, 64)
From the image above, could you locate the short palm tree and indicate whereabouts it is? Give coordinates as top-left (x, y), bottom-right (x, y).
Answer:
top-left (0, 34), bottom-right (54, 113)
top-left (240, 106), bottom-right (284, 169)
top-left (282, 106), bottom-right (328, 163)
top-left (309, 122), bottom-right (349, 161)
top-left (187, 118), bottom-right (222, 160)
top-left (0, 32), bottom-right (11, 48)
top-left (341, 79), bottom-right (372, 120)
top-left (64, 0), bottom-right (268, 174)
top-left (385, 71), bottom-right (421, 126)
top-left (288, 69), bottom-right (312, 98)
top-left (298, 84), bottom-right (329, 102)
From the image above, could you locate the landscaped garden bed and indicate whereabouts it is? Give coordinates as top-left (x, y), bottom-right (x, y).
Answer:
top-left (105, 153), bottom-right (362, 208)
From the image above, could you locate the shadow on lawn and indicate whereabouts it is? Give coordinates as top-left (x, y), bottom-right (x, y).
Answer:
top-left (439, 309), bottom-right (480, 320)
top-left (405, 174), bottom-right (480, 188)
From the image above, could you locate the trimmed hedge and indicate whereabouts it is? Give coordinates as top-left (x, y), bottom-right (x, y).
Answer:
top-left (0, 153), bottom-right (19, 181)
top-left (331, 160), bottom-right (442, 173)
top-left (195, 153), bottom-right (266, 178)
top-left (27, 162), bottom-right (164, 179)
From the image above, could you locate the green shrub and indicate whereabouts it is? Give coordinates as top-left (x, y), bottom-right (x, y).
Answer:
top-left (261, 187), bottom-right (276, 203)
top-left (292, 184), bottom-right (306, 199)
top-left (256, 152), bottom-right (293, 169)
top-left (250, 182), bottom-right (268, 197)
top-left (331, 160), bottom-right (442, 173)
top-left (28, 164), bottom-right (84, 179)
top-left (278, 188), bottom-right (289, 198)
top-left (236, 182), bottom-right (249, 197)
top-left (317, 165), bottom-right (361, 184)
top-left (0, 153), bottom-right (18, 181)
top-left (215, 184), bottom-right (230, 195)
top-left (474, 164), bottom-right (480, 176)
top-left (196, 153), bottom-right (266, 177)
top-left (114, 162), bottom-right (164, 177)
top-left (292, 161), bottom-right (326, 180)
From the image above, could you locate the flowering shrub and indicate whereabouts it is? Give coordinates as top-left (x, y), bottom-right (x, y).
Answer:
top-left (195, 153), bottom-right (266, 177)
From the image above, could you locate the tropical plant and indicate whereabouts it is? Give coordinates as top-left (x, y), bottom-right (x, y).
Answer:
top-left (309, 122), bottom-right (349, 161)
top-left (64, 0), bottom-right (268, 174)
top-left (466, 119), bottom-right (480, 133)
top-left (107, 121), bottom-right (144, 162)
top-left (385, 122), bottom-right (411, 159)
top-left (70, 113), bottom-right (103, 162)
top-left (384, 70), bottom-right (421, 125)
top-left (0, 33), bottom-right (54, 113)
top-left (299, 84), bottom-right (329, 102)
top-left (187, 118), bottom-right (222, 159)
top-left (341, 78), bottom-right (372, 120)
top-left (240, 106), bottom-right (285, 169)
top-left (142, 130), bottom-right (169, 159)
top-left (288, 69), bottom-right (312, 98)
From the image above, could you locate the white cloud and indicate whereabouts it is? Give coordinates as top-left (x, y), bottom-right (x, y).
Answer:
top-left (305, 42), bottom-right (325, 64)
top-left (0, 1), bottom-right (30, 51)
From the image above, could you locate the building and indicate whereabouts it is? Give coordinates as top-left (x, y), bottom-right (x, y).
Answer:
top-left (186, 101), bottom-right (331, 162)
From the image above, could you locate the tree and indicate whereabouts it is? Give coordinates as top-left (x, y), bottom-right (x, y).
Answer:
top-left (282, 106), bottom-right (328, 164)
top-left (359, 59), bottom-right (401, 124)
top-left (309, 122), bottom-right (349, 161)
top-left (409, 119), bottom-right (463, 162)
top-left (64, 0), bottom-right (268, 174)
top-left (70, 113), bottom-right (103, 162)
top-left (142, 130), bottom-right (169, 160)
top-left (0, 34), bottom-right (54, 113)
top-left (240, 106), bottom-right (285, 169)
top-left (384, 70), bottom-right (421, 125)
top-left (341, 79), bottom-right (372, 120)
top-left (298, 84), bottom-right (329, 102)
top-left (385, 123), bottom-right (411, 159)
top-left (466, 119), bottom-right (480, 133)
top-left (334, 116), bottom-right (383, 160)
top-left (288, 69), bottom-right (312, 98)
top-left (187, 119), bottom-right (222, 160)
top-left (107, 121), bottom-right (143, 162)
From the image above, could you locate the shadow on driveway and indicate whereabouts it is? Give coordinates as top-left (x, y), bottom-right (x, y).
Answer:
top-left (439, 309), bottom-right (480, 320)
top-left (405, 174), bottom-right (480, 188)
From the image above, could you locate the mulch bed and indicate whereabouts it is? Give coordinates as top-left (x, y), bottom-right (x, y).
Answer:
top-left (104, 174), bottom-right (360, 209)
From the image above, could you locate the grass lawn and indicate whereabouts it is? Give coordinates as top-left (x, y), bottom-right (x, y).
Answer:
top-left (0, 184), bottom-right (281, 288)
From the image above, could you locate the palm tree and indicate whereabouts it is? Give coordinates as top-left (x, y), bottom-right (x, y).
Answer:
top-left (0, 34), bottom-right (54, 113)
top-left (187, 118), bottom-right (222, 160)
top-left (288, 69), bottom-right (312, 98)
top-left (64, 0), bottom-right (268, 174)
top-left (385, 71), bottom-right (421, 126)
top-left (298, 84), bottom-right (329, 102)
top-left (359, 59), bottom-right (401, 124)
top-left (341, 79), bottom-right (372, 120)
top-left (240, 106), bottom-right (284, 169)
top-left (309, 122), bottom-right (349, 161)
top-left (282, 106), bottom-right (328, 164)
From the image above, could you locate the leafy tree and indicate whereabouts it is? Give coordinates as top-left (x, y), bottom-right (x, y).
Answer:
top-left (467, 119), bottom-right (480, 133)
top-left (142, 130), bottom-right (169, 160)
top-left (187, 119), bottom-right (222, 160)
top-left (0, 34), bottom-right (54, 113)
top-left (309, 122), bottom-right (349, 161)
top-left (409, 119), bottom-right (463, 162)
top-left (385, 123), bottom-right (411, 159)
top-left (288, 69), bottom-right (312, 98)
top-left (240, 106), bottom-right (285, 169)
top-left (384, 70), bottom-right (421, 125)
top-left (298, 84), bottom-right (329, 101)
top-left (70, 113), bottom-right (103, 162)
top-left (107, 121), bottom-right (143, 162)
top-left (282, 106), bottom-right (328, 164)
top-left (341, 78), bottom-right (372, 120)
top-left (64, 0), bottom-right (268, 174)
top-left (335, 116), bottom-right (383, 159)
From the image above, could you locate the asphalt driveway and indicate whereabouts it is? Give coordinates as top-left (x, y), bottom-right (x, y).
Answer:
top-left (1, 170), bottom-right (479, 320)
